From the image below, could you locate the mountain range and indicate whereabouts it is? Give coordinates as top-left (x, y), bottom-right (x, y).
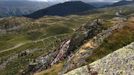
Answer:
top-left (0, 1), bottom-right (55, 17)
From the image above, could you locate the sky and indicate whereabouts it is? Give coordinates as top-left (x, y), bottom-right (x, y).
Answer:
top-left (0, 0), bottom-right (121, 2)
top-left (29, 0), bottom-right (120, 2)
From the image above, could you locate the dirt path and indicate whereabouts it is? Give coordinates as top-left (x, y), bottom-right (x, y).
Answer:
top-left (0, 33), bottom-right (68, 54)
top-left (0, 33), bottom-right (69, 70)
top-left (0, 43), bottom-right (26, 53)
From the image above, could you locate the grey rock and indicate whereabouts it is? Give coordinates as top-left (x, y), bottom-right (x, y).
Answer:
top-left (64, 42), bottom-right (134, 75)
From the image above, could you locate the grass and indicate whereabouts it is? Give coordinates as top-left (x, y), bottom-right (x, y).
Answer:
top-left (0, 16), bottom-right (76, 74)
top-left (34, 63), bottom-right (64, 75)
top-left (0, 34), bottom-right (68, 75)
top-left (86, 22), bottom-right (134, 63)
top-left (0, 34), bottom-right (29, 51)
top-left (46, 25), bottom-right (73, 35)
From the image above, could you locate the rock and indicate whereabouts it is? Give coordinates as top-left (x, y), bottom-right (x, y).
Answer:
top-left (61, 20), bottom-right (126, 74)
top-left (68, 19), bottom-right (103, 53)
top-left (64, 42), bottom-right (134, 75)
top-left (51, 19), bottom-right (103, 66)
top-left (64, 66), bottom-right (89, 75)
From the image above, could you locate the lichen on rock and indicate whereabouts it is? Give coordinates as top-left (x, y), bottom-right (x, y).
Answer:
top-left (64, 42), bottom-right (134, 75)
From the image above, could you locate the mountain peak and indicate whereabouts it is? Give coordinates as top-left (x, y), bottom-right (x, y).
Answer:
top-left (26, 1), bottom-right (95, 19)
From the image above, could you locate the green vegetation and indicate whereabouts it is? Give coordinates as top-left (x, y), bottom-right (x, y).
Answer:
top-left (86, 24), bottom-right (134, 63)
top-left (0, 15), bottom-right (90, 75)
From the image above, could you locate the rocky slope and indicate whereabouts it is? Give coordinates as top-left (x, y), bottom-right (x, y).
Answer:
top-left (34, 15), bottom-right (134, 75)
top-left (60, 18), bottom-right (127, 74)
top-left (21, 19), bottom-right (103, 75)
top-left (64, 42), bottom-right (134, 75)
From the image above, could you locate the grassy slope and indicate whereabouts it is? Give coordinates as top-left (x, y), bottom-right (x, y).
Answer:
top-left (86, 21), bottom-right (134, 63)
top-left (0, 16), bottom-right (90, 75)
top-left (39, 20), bottom-right (134, 75)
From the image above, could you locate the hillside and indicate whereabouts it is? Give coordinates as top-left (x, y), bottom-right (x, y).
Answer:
top-left (34, 4), bottom-right (134, 75)
top-left (0, 15), bottom-right (91, 75)
top-left (26, 1), bottom-right (95, 18)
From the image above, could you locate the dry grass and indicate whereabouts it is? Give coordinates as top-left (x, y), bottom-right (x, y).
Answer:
top-left (34, 63), bottom-right (63, 75)
top-left (86, 21), bottom-right (134, 63)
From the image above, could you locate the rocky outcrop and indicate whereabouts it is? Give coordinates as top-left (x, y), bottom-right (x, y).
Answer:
top-left (51, 19), bottom-right (103, 66)
top-left (51, 40), bottom-right (71, 65)
top-left (60, 19), bottom-right (126, 74)
top-left (22, 50), bottom-right (59, 75)
top-left (64, 42), bottom-right (134, 75)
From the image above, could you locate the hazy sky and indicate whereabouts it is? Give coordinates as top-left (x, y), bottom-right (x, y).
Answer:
top-left (0, 0), bottom-right (121, 2)
top-left (30, 0), bottom-right (120, 2)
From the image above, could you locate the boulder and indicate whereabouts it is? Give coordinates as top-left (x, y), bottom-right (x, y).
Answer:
top-left (64, 42), bottom-right (134, 75)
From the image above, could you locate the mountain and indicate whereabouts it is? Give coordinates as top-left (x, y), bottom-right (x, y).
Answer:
top-left (110, 0), bottom-right (134, 7)
top-left (89, 2), bottom-right (113, 8)
top-left (0, 1), bottom-right (54, 17)
top-left (26, 1), bottom-right (96, 18)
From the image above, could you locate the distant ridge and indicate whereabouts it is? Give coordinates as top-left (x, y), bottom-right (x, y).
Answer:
top-left (25, 1), bottom-right (96, 19)
top-left (110, 0), bottom-right (134, 7)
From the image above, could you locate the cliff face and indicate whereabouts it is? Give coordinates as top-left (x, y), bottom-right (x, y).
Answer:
top-left (64, 42), bottom-right (134, 75)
